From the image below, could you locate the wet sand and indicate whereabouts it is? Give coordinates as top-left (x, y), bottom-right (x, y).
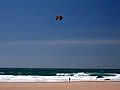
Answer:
top-left (0, 82), bottom-right (120, 90)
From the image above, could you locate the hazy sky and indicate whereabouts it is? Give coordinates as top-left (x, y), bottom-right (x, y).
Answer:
top-left (0, 0), bottom-right (120, 68)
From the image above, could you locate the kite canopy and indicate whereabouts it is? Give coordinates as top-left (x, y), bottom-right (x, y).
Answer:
top-left (56, 16), bottom-right (64, 21)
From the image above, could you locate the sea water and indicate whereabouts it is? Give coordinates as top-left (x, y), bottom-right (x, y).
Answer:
top-left (0, 68), bottom-right (120, 82)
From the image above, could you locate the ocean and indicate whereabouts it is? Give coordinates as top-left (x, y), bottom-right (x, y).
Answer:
top-left (0, 68), bottom-right (120, 82)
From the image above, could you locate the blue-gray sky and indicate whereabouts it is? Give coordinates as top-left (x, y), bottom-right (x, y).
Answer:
top-left (0, 0), bottom-right (120, 68)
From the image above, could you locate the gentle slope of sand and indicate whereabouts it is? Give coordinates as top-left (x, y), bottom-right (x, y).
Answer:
top-left (0, 82), bottom-right (120, 90)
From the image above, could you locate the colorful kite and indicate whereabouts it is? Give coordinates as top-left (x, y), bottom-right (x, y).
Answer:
top-left (56, 16), bottom-right (64, 23)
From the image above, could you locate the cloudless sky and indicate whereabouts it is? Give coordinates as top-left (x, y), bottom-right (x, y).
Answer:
top-left (0, 0), bottom-right (120, 68)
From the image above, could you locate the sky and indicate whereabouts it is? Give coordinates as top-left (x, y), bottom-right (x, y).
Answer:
top-left (0, 0), bottom-right (120, 68)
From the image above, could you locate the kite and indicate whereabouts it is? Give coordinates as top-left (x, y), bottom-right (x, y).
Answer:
top-left (56, 16), bottom-right (64, 23)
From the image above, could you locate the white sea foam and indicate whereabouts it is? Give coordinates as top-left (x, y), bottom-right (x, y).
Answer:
top-left (56, 72), bottom-right (89, 76)
top-left (0, 74), bottom-right (120, 82)
top-left (73, 72), bottom-right (89, 76)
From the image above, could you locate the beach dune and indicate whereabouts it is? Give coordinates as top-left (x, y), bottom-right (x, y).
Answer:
top-left (0, 82), bottom-right (120, 90)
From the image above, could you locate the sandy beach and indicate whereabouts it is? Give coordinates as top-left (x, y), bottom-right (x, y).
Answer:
top-left (0, 82), bottom-right (120, 90)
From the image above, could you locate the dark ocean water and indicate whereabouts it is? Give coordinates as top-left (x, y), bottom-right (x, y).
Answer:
top-left (0, 68), bottom-right (120, 76)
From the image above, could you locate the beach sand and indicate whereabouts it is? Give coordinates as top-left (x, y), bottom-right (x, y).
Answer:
top-left (0, 82), bottom-right (120, 90)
